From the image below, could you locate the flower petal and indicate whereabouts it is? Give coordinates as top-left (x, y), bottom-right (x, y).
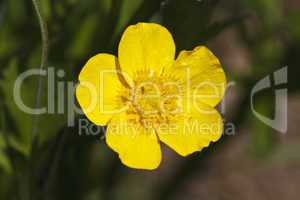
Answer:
top-left (118, 23), bottom-right (175, 83)
top-left (106, 112), bottom-right (162, 170)
top-left (76, 53), bottom-right (125, 126)
top-left (157, 102), bottom-right (223, 156)
top-left (168, 46), bottom-right (226, 107)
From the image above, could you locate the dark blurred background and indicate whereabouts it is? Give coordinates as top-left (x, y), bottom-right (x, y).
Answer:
top-left (0, 0), bottom-right (300, 199)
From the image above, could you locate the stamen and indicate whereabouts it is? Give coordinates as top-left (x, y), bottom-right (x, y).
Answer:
top-left (118, 69), bottom-right (183, 127)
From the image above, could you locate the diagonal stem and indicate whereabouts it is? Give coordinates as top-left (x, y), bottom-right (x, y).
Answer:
top-left (30, 1), bottom-right (49, 200)
top-left (31, 0), bottom-right (49, 141)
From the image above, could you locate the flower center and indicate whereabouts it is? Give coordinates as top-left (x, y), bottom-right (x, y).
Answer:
top-left (119, 69), bottom-right (183, 127)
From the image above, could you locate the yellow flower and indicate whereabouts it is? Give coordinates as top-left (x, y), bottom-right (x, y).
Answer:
top-left (76, 23), bottom-right (226, 170)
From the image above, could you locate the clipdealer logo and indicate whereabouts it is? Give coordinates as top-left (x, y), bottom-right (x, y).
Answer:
top-left (251, 67), bottom-right (288, 133)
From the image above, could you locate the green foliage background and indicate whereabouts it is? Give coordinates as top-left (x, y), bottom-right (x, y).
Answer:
top-left (0, 0), bottom-right (299, 199)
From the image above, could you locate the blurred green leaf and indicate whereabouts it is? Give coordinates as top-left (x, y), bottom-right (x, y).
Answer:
top-left (40, 0), bottom-right (52, 21)
top-left (287, 10), bottom-right (300, 42)
top-left (0, 23), bottom-right (19, 60)
top-left (0, 59), bottom-right (32, 155)
top-left (0, 135), bottom-right (6, 149)
top-left (0, 150), bottom-right (11, 174)
top-left (7, 0), bottom-right (27, 26)
top-left (0, 135), bottom-right (12, 174)
top-left (128, 0), bottom-right (163, 24)
top-left (112, 0), bottom-right (143, 38)
top-left (0, 59), bottom-right (67, 155)
top-left (162, 0), bottom-right (220, 50)
top-left (66, 14), bottom-right (99, 59)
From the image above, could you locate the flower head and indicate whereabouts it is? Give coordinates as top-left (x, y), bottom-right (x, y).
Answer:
top-left (76, 23), bottom-right (226, 170)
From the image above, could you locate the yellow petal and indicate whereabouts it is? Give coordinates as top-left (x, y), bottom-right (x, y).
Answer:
top-left (106, 112), bottom-right (161, 170)
top-left (118, 23), bottom-right (175, 83)
top-left (157, 102), bottom-right (223, 156)
top-left (76, 53), bottom-right (126, 126)
top-left (168, 46), bottom-right (226, 107)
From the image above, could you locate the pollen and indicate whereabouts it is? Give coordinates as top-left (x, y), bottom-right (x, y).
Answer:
top-left (116, 69), bottom-right (184, 128)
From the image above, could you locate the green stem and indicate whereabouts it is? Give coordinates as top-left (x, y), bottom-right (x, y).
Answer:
top-left (31, 0), bottom-right (49, 141)
top-left (30, 1), bottom-right (49, 200)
